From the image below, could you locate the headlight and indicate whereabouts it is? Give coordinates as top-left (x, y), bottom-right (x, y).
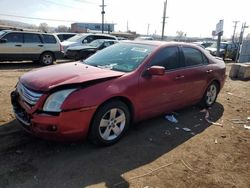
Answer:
top-left (43, 89), bottom-right (76, 112)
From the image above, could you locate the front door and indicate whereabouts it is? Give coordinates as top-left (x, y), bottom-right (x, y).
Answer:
top-left (0, 32), bottom-right (24, 61)
top-left (137, 46), bottom-right (187, 119)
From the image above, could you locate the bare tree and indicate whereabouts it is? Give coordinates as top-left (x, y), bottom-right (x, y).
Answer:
top-left (176, 30), bottom-right (185, 41)
top-left (39, 23), bottom-right (49, 32)
top-left (56, 25), bottom-right (70, 32)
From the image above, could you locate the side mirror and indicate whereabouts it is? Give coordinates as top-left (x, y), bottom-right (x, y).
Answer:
top-left (83, 39), bottom-right (88, 44)
top-left (0, 38), bottom-right (7, 43)
top-left (146, 66), bottom-right (165, 76)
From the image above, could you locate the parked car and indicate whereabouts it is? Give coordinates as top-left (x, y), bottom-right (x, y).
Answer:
top-left (0, 30), bottom-right (62, 65)
top-left (61, 33), bottom-right (117, 53)
top-left (65, 39), bottom-right (118, 60)
top-left (11, 41), bottom-right (226, 145)
top-left (135, 36), bottom-right (154, 40)
top-left (55, 33), bottom-right (77, 42)
top-left (193, 41), bottom-right (213, 48)
top-left (205, 42), bottom-right (239, 60)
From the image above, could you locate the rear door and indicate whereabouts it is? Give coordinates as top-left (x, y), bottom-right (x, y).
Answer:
top-left (180, 46), bottom-right (211, 103)
top-left (0, 32), bottom-right (24, 60)
top-left (22, 33), bottom-right (44, 59)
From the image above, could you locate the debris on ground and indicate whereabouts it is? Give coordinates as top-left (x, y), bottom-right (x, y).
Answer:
top-left (181, 159), bottom-right (195, 172)
top-left (200, 109), bottom-right (223, 127)
top-left (194, 124), bottom-right (201, 128)
top-left (215, 139), bottom-right (218, 144)
top-left (182, 128), bottom-right (191, 132)
top-left (15, 150), bottom-right (23, 155)
top-left (164, 130), bottom-right (171, 135)
top-left (244, 125), bottom-right (250, 130)
top-left (165, 115), bottom-right (178, 123)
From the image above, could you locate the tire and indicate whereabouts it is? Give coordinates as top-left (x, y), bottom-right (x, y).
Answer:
top-left (200, 82), bottom-right (219, 108)
top-left (90, 100), bottom-right (130, 146)
top-left (40, 52), bottom-right (55, 66)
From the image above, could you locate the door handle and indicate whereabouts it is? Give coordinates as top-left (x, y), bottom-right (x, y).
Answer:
top-left (206, 70), bottom-right (213, 73)
top-left (38, 44), bottom-right (44, 47)
top-left (175, 75), bottom-right (185, 80)
top-left (15, 44), bottom-right (22, 47)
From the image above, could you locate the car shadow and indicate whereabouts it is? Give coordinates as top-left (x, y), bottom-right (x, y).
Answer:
top-left (0, 103), bottom-right (224, 188)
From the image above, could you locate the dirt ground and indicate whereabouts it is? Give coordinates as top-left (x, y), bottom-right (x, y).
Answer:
top-left (0, 61), bottom-right (249, 188)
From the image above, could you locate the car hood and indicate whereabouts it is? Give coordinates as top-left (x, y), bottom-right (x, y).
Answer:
top-left (68, 45), bottom-right (97, 51)
top-left (20, 62), bottom-right (125, 92)
top-left (61, 41), bottom-right (77, 47)
top-left (206, 47), bottom-right (224, 53)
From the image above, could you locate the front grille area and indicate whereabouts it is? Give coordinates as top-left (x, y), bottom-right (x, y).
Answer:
top-left (16, 82), bottom-right (43, 106)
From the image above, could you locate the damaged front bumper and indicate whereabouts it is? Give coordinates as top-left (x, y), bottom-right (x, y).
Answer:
top-left (10, 90), bottom-right (97, 141)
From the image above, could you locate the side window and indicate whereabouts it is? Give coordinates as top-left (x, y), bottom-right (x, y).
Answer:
top-left (202, 53), bottom-right (209, 64)
top-left (84, 36), bottom-right (94, 43)
top-left (150, 47), bottom-right (181, 70)
top-left (182, 47), bottom-right (203, 67)
top-left (42, 35), bottom-right (57, 44)
top-left (3, 33), bottom-right (23, 43)
top-left (24, 33), bottom-right (41, 43)
top-left (227, 44), bottom-right (232, 50)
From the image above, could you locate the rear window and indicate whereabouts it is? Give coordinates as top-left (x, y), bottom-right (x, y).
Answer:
top-left (42, 34), bottom-right (57, 44)
top-left (182, 47), bottom-right (203, 67)
top-left (24, 33), bottom-right (41, 43)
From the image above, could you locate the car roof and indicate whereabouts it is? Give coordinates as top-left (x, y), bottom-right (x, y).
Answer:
top-left (55, 32), bottom-right (77, 35)
top-left (122, 40), bottom-right (202, 48)
top-left (2, 30), bottom-right (55, 35)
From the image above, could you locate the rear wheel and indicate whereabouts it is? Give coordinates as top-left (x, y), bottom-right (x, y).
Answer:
top-left (200, 82), bottom-right (219, 108)
top-left (40, 52), bottom-right (55, 66)
top-left (90, 100), bottom-right (130, 146)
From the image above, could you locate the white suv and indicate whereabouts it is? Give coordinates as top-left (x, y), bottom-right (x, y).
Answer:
top-left (61, 33), bottom-right (117, 53)
top-left (0, 30), bottom-right (62, 65)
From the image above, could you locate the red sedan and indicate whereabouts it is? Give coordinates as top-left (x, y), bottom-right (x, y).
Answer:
top-left (11, 41), bottom-right (226, 145)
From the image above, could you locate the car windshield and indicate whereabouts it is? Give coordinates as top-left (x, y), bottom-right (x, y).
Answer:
top-left (210, 43), bottom-right (227, 49)
top-left (88, 40), bottom-right (105, 48)
top-left (0, 30), bottom-right (7, 37)
top-left (84, 43), bottom-right (155, 72)
top-left (66, 34), bottom-right (86, 42)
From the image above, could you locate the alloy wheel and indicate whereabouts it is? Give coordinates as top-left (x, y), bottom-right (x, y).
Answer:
top-left (99, 108), bottom-right (126, 141)
top-left (206, 84), bottom-right (217, 105)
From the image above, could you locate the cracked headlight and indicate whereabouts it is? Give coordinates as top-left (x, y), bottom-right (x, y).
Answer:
top-left (43, 89), bottom-right (76, 112)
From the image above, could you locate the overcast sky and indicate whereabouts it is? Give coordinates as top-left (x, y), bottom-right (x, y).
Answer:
top-left (0, 0), bottom-right (249, 38)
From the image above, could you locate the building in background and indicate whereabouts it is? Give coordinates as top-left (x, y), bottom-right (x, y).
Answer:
top-left (71, 23), bottom-right (115, 33)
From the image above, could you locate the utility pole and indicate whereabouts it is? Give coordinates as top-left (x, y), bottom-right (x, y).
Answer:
top-left (236, 22), bottom-right (248, 62)
top-left (100, 0), bottom-right (106, 33)
top-left (161, 0), bottom-right (167, 40)
top-left (147, 24), bottom-right (150, 36)
top-left (232, 21), bottom-right (240, 43)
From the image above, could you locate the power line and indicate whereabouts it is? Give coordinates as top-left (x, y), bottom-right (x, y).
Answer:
top-left (72, 0), bottom-right (98, 4)
top-left (0, 13), bottom-right (79, 23)
top-left (42, 0), bottom-right (81, 9)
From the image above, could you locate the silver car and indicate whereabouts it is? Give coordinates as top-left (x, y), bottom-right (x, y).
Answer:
top-left (0, 30), bottom-right (62, 65)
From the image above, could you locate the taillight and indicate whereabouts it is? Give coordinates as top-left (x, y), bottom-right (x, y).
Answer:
top-left (60, 44), bottom-right (63, 52)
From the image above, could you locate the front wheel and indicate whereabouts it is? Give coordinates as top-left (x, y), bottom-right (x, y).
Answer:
top-left (90, 100), bottom-right (130, 146)
top-left (40, 52), bottom-right (55, 66)
top-left (200, 82), bottom-right (219, 108)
